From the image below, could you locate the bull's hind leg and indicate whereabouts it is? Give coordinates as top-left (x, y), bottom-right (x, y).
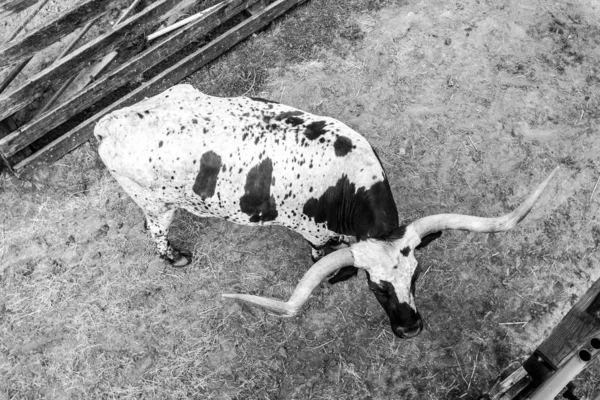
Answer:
top-left (144, 207), bottom-right (190, 267)
top-left (111, 174), bottom-right (190, 267)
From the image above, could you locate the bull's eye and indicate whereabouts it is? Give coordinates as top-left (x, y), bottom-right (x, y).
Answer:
top-left (369, 285), bottom-right (387, 296)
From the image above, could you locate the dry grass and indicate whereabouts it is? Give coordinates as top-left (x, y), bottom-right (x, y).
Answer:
top-left (2, 0), bottom-right (600, 399)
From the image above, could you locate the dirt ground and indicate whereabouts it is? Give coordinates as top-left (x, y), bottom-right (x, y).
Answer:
top-left (2, 0), bottom-right (600, 399)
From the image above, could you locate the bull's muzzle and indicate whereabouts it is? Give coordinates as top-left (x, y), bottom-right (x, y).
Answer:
top-left (392, 315), bottom-right (423, 339)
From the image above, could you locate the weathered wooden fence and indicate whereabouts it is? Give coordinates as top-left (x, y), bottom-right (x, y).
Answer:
top-left (484, 277), bottom-right (600, 399)
top-left (0, 0), bottom-right (305, 177)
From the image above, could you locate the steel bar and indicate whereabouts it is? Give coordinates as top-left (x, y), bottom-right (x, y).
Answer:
top-left (528, 337), bottom-right (600, 400)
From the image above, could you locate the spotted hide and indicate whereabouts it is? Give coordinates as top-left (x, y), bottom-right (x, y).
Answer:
top-left (95, 84), bottom-right (553, 339)
top-left (95, 84), bottom-right (399, 252)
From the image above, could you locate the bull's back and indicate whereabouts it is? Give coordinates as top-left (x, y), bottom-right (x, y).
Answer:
top-left (95, 84), bottom-right (395, 240)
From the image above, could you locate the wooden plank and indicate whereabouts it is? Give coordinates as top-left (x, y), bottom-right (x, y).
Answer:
top-left (0, 0), bottom-right (39, 16)
top-left (0, 0), bottom-right (111, 66)
top-left (0, 0), bottom-right (257, 158)
top-left (114, 0), bottom-right (143, 26)
top-left (33, 16), bottom-right (104, 117)
top-left (0, 116), bottom-right (18, 173)
top-left (485, 366), bottom-right (531, 400)
top-left (0, 115), bottom-right (18, 140)
top-left (53, 51), bottom-right (118, 106)
top-left (2, 0), bottom-right (51, 46)
top-left (0, 0), bottom-right (197, 122)
top-left (247, 0), bottom-right (269, 15)
top-left (0, 56), bottom-right (30, 94)
top-left (33, 75), bottom-right (78, 118)
top-left (147, 2), bottom-right (225, 41)
top-left (536, 277), bottom-right (600, 367)
top-left (13, 0), bottom-right (308, 176)
top-left (53, 14), bottom-right (103, 63)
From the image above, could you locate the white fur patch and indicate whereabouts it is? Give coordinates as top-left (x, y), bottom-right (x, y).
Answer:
top-left (350, 225), bottom-right (422, 307)
top-left (95, 84), bottom-right (387, 248)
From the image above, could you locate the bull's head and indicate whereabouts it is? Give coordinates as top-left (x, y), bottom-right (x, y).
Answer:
top-left (223, 167), bottom-right (558, 338)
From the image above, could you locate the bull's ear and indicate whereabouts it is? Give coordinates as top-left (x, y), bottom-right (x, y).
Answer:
top-left (416, 231), bottom-right (442, 249)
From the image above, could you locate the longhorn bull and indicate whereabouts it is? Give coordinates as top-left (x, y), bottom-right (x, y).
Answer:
top-left (94, 84), bottom-right (557, 338)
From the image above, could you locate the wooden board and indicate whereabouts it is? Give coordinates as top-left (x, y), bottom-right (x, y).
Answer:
top-left (0, 116), bottom-right (18, 173)
top-left (0, 57), bottom-right (30, 94)
top-left (248, 0), bottom-right (269, 14)
top-left (0, 116), bottom-right (18, 140)
top-left (483, 278), bottom-right (600, 398)
top-left (0, 0), bottom-right (111, 68)
top-left (535, 277), bottom-right (600, 367)
top-left (0, 0), bottom-right (257, 158)
top-left (0, 0), bottom-right (197, 122)
top-left (13, 0), bottom-right (308, 176)
top-left (0, 0), bottom-right (39, 17)
top-left (53, 50), bottom-right (119, 106)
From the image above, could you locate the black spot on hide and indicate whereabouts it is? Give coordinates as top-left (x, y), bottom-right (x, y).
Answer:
top-left (400, 247), bottom-right (411, 257)
top-left (302, 175), bottom-right (398, 239)
top-left (136, 112), bottom-right (144, 119)
top-left (240, 158), bottom-right (278, 222)
top-left (304, 121), bottom-right (327, 140)
top-left (193, 151), bottom-right (222, 200)
top-left (334, 135), bottom-right (353, 156)
top-left (250, 97), bottom-right (279, 104)
top-left (275, 111), bottom-right (305, 126)
top-left (158, 141), bottom-right (163, 148)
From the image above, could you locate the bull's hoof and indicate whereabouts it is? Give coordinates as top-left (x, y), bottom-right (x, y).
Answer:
top-left (171, 254), bottom-right (190, 267)
top-left (168, 249), bottom-right (192, 268)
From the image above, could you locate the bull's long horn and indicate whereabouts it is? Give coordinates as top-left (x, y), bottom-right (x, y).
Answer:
top-left (411, 166), bottom-right (559, 238)
top-left (222, 248), bottom-right (354, 317)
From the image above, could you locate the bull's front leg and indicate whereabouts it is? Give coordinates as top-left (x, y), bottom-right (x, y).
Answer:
top-left (324, 237), bottom-right (357, 284)
top-left (309, 236), bottom-right (350, 262)
top-left (307, 236), bottom-right (356, 284)
top-left (144, 208), bottom-right (190, 267)
top-left (109, 174), bottom-right (192, 267)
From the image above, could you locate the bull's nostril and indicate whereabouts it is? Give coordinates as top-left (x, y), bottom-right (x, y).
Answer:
top-left (403, 326), bottom-right (421, 338)
top-left (394, 319), bottom-right (423, 339)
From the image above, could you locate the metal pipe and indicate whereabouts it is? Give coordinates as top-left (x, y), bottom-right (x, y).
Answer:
top-left (528, 337), bottom-right (600, 400)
